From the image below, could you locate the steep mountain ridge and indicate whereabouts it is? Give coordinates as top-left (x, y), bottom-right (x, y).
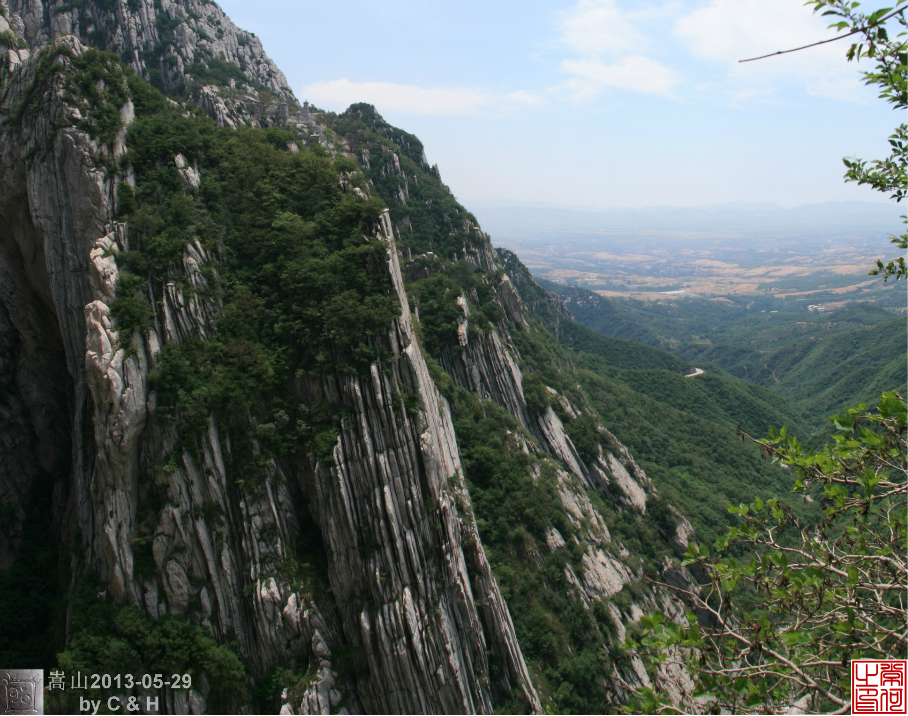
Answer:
top-left (0, 32), bottom-right (543, 713)
top-left (0, 5), bottom-right (797, 714)
top-left (9, 0), bottom-right (294, 101)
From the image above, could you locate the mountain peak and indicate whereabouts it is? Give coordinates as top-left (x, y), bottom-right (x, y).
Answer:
top-left (7, 0), bottom-right (295, 106)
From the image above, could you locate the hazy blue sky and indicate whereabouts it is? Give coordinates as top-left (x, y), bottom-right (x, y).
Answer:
top-left (218, 0), bottom-right (900, 210)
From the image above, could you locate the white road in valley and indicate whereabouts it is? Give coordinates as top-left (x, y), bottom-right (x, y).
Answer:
top-left (685, 368), bottom-right (705, 378)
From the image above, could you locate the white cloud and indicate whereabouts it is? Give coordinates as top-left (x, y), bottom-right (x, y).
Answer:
top-left (674, 0), bottom-right (869, 102)
top-left (557, 0), bottom-right (679, 100)
top-left (561, 54), bottom-right (681, 98)
top-left (300, 79), bottom-right (542, 116)
top-left (560, 0), bottom-right (645, 55)
top-left (675, 0), bottom-right (822, 61)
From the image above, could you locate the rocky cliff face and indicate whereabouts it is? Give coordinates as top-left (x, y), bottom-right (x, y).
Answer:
top-left (323, 104), bottom-right (706, 710)
top-left (0, 4), bottom-right (703, 714)
top-left (8, 0), bottom-right (293, 100)
top-left (0, 24), bottom-right (542, 713)
top-left (296, 241), bottom-right (538, 713)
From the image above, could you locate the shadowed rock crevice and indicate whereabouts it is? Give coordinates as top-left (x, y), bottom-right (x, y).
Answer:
top-left (0, 120), bottom-right (74, 670)
top-left (0, 122), bottom-right (76, 565)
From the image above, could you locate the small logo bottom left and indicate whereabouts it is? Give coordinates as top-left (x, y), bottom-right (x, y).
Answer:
top-left (0, 671), bottom-right (43, 715)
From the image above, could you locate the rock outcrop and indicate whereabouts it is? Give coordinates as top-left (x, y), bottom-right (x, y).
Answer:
top-left (1, 34), bottom-right (119, 584)
top-left (0, 16), bottom-right (71, 567)
top-left (7, 0), bottom-right (294, 101)
top-left (0, 34), bottom-right (540, 713)
top-left (198, 84), bottom-right (237, 128)
top-left (0, 3), bottom-right (704, 713)
top-left (296, 230), bottom-right (539, 713)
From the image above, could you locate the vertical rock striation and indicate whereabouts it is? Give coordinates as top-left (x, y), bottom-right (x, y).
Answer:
top-left (296, 227), bottom-right (539, 713)
top-left (0, 2), bottom-right (704, 712)
top-left (0, 29), bottom-right (540, 711)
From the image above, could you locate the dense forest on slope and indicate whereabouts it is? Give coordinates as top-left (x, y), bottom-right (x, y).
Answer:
top-left (550, 283), bottom-right (907, 434)
top-left (0, 7), bottom-right (841, 712)
top-left (117, 71), bottom-right (400, 450)
top-left (497, 252), bottom-right (815, 545)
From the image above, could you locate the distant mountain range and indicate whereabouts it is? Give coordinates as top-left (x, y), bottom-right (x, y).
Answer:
top-left (471, 201), bottom-right (904, 240)
top-left (546, 282), bottom-right (907, 439)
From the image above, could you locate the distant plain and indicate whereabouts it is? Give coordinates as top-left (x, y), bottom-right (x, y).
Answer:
top-left (477, 201), bottom-right (905, 312)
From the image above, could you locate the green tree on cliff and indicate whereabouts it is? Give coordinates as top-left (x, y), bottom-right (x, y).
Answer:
top-left (626, 392), bottom-right (906, 714)
top-left (821, 0), bottom-right (907, 279)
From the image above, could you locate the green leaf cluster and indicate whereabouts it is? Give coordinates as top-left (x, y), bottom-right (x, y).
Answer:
top-left (627, 393), bottom-right (907, 714)
top-left (809, 0), bottom-right (907, 279)
top-left (55, 601), bottom-right (245, 714)
top-left (0, 29), bottom-right (28, 50)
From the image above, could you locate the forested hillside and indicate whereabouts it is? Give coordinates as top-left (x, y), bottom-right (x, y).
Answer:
top-left (252, 105), bottom-right (820, 710)
top-left (497, 251), bottom-right (815, 544)
top-left (551, 283), bottom-right (906, 433)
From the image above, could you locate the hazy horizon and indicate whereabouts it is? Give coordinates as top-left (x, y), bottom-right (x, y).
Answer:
top-left (471, 199), bottom-right (905, 245)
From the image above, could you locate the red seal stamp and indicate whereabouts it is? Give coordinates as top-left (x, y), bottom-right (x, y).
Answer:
top-left (853, 660), bottom-right (907, 714)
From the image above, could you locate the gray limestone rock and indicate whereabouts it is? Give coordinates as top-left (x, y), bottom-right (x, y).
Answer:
top-left (198, 84), bottom-right (237, 128)
top-left (8, 0), bottom-right (295, 102)
top-left (293, 211), bottom-right (541, 714)
top-left (174, 153), bottom-right (201, 191)
top-left (0, 48), bottom-right (544, 710)
top-left (496, 274), bottom-right (527, 327)
top-left (164, 559), bottom-right (191, 613)
top-left (544, 526), bottom-right (566, 553)
top-left (581, 547), bottom-right (632, 598)
top-left (0, 6), bottom-right (701, 710)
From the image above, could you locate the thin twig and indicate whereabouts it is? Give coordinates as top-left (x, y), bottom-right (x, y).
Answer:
top-left (739, 6), bottom-right (905, 62)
